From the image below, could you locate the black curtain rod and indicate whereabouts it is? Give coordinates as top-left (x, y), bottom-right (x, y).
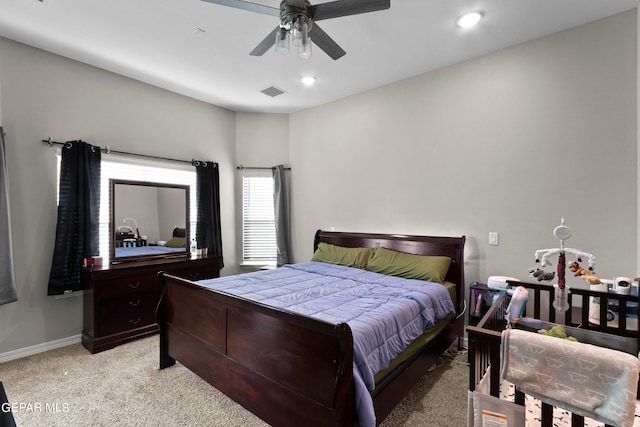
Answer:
top-left (236, 165), bottom-right (291, 170)
top-left (41, 137), bottom-right (214, 166)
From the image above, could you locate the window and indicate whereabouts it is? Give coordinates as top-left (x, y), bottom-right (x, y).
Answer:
top-left (242, 170), bottom-right (276, 265)
top-left (57, 151), bottom-right (197, 263)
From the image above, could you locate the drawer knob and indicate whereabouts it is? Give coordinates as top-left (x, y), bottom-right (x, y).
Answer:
top-left (129, 299), bottom-right (141, 307)
top-left (129, 317), bottom-right (141, 325)
top-left (128, 281), bottom-right (141, 289)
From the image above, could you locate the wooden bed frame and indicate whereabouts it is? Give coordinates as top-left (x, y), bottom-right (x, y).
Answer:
top-left (156, 230), bottom-right (466, 427)
top-left (467, 280), bottom-right (640, 427)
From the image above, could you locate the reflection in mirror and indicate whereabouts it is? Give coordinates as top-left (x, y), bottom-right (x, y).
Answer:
top-left (110, 179), bottom-right (190, 263)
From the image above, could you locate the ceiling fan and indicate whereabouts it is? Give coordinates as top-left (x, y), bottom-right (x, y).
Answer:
top-left (200, 0), bottom-right (391, 60)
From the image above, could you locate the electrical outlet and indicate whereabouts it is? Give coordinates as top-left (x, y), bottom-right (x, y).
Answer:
top-left (489, 232), bottom-right (499, 246)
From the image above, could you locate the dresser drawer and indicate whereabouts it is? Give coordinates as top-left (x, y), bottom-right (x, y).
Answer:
top-left (94, 274), bottom-right (159, 299)
top-left (99, 305), bottom-right (157, 337)
top-left (98, 290), bottom-right (161, 316)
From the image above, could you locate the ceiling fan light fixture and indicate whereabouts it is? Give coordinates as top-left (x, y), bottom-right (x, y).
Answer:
top-left (292, 16), bottom-right (310, 48)
top-left (273, 12), bottom-right (312, 58)
top-left (456, 11), bottom-right (483, 29)
top-left (275, 27), bottom-right (290, 55)
top-left (297, 36), bottom-right (312, 59)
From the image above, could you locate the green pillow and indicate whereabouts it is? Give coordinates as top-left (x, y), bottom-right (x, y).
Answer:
top-left (365, 247), bottom-right (451, 284)
top-left (164, 237), bottom-right (186, 248)
top-left (311, 243), bottom-right (374, 269)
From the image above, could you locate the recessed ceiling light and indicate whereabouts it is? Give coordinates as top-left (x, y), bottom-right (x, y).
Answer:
top-left (301, 76), bottom-right (316, 86)
top-left (456, 11), bottom-right (483, 29)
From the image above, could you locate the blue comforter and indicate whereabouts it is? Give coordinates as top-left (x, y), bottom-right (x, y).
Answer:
top-left (114, 246), bottom-right (185, 257)
top-left (197, 261), bottom-right (455, 426)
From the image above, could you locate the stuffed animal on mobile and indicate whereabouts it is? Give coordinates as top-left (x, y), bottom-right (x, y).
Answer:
top-left (568, 261), bottom-right (602, 284)
top-left (528, 267), bottom-right (555, 282)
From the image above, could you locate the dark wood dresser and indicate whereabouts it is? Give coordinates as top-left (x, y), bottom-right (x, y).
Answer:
top-left (82, 254), bottom-right (221, 353)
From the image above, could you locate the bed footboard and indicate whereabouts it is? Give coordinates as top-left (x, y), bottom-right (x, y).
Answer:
top-left (157, 272), bottom-right (357, 427)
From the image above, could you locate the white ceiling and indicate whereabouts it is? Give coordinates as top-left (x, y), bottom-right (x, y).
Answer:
top-left (0, 0), bottom-right (638, 113)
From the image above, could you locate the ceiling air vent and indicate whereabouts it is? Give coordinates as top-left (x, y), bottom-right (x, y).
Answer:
top-left (261, 86), bottom-right (286, 98)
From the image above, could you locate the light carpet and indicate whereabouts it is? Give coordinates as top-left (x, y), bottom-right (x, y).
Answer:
top-left (0, 336), bottom-right (469, 426)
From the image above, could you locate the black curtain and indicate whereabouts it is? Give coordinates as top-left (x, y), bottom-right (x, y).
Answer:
top-left (47, 141), bottom-right (101, 296)
top-left (195, 161), bottom-right (223, 268)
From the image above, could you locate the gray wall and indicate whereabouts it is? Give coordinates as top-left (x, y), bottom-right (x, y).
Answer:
top-left (157, 187), bottom-right (188, 242)
top-left (114, 185), bottom-right (161, 243)
top-left (235, 112), bottom-right (290, 267)
top-left (289, 11), bottom-right (637, 288)
top-left (0, 37), bottom-right (237, 354)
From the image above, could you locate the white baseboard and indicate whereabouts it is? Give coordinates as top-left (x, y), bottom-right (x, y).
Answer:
top-left (0, 334), bottom-right (82, 363)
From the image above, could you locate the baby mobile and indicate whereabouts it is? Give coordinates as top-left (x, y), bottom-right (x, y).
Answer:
top-left (530, 218), bottom-right (599, 311)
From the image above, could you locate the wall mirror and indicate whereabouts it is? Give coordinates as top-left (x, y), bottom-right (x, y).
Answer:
top-left (110, 179), bottom-right (190, 263)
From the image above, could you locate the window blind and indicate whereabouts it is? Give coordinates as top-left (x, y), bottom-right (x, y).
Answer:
top-left (242, 172), bottom-right (276, 264)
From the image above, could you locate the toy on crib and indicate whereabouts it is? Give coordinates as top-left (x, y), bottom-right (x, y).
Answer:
top-left (568, 261), bottom-right (586, 277)
top-left (538, 325), bottom-right (578, 342)
top-left (505, 286), bottom-right (529, 323)
top-left (528, 267), bottom-right (555, 282)
top-left (568, 261), bottom-right (602, 284)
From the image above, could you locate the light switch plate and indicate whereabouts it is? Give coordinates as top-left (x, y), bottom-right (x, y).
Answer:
top-left (489, 232), bottom-right (499, 246)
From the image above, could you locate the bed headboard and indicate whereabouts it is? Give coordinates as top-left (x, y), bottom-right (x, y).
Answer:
top-left (313, 229), bottom-right (466, 292)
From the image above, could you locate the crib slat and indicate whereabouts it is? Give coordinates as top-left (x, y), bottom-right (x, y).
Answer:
top-left (580, 293), bottom-right (589, 327)
top-left (541, 402), bottom-right (553, 426)
top-left (548, 290), bottom-right (556, 323)
top-left (533, 288), bottom-right (541, 319)
top-left (514, 389), bottom-right (524, 405)
top-left (571, 412), bottom-right (584, 426)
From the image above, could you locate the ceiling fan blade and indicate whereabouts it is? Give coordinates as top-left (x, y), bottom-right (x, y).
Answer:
top-left (309, 24), bottom-right (346, 60)
top-left (200, 0), bottom-right (279, 17)
top-left (249, 26), bottom-right (280, 56)
top-left (312, 0), bottom-right (390, 21)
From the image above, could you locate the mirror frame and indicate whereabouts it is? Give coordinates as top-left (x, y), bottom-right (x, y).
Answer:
top-left (110, 179), bottom-right (190, 263)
